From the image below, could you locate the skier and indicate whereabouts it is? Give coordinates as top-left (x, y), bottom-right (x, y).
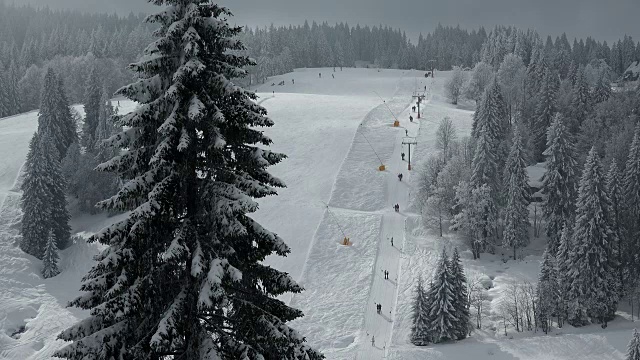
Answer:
top-left (405, 129), bottom-right (408, 136)
top-left (409, 115), bottom-right (413, 122)
top-left (319, 72), bottom-right (322, 78)
top-left (412, 106), bottom-right (416, 112)
top-left (292, 79), bottom-right (295, 85)
top-left (391, 237), bottom-right (394, 246)
top-left (332, 74), bottom-right (335, 79)
top-left (401, 152), bottom-right (405, 161)
top-left (398, 173), bottom-right (403, 181)
top-left (371, 335), bottom-right (375, 346)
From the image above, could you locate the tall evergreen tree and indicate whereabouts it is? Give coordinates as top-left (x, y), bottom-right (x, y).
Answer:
top-left (542, 113), bottom-right (578, 254)
top-left (6, 60), bottom-right (21, 115)
top-left (623, 125), bottom-right (640, 281)
top-left (606, 162), bottom-right (625, 294)
top-left (42, 133), bottom-right (72, 250)
top-left (533, 68), bottom-right (558, 161)
top-left (82, 66), bottom-right (101, 151)
top-left (503, 129), bottom-right (530, 259)
top-left (471, 79), bottom-right (507, 211)
top-left (570, 67), bottom-right (592, 130)
top-left (426, 249), bottom-right (458, 343)
top-left (94, 87), bottom-right (118, 161)
top-left (42, 230), bottom-right (60, 278)
top-left (555, 225), bottom-right (572, 327)
top-left (56, 3), bottom-right (322, 359)
top-left (567, 147), bottom-right (617, 327)
top-left (20, 133), bottom-right (51, 259)
top-left (628, 329), bottom-right (640, 360)
top-left (536, 249), bottom-right (557, 333)
top-left (20, 130), bottom-right (70, 257)
top-left (38, 69), bottom-right (76, 159)
top-left (0, 63), bottom-right (7, 117)
top-left (448, 248), bottom-right (470, 340)
top-left (411, 276), bottom-right (431, 346)
top-left (592, 73), bottom-right (611, 104)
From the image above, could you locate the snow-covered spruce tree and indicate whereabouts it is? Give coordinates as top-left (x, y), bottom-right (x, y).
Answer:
top-left (426, 249), bottom-right (458, 343)
top-left (628, 329), bottom-right (640, 360)
top-left (449, 248), bottom-right (470, 340)
top-left (82, 66), bottom-right (101, 151)
top-left (541, 113), bottom-right (578, 254)
top-left (55, 3), bottom-right (323, 359)
top-left (42, 132), bottom-right (72, 250)
top-left (535, 249), bottom-right (557, 333)
top-left (533, 68), bottom-right (558, 161)
top-left (567, 147), bottom-right (617, 327)
top-left (592, 73), bottom-right (611, 104)
top-left (570, 67), bottom-right (592, 129)
top-left (61, 142), bottom-right (82, 196)
top-left (555, 225), bottom-right (572, 327)
top-left (0, 66), bottom-right (8, 117)
top-left (38, 68), bottom-right (76, 159)
top-left (566, 60), bottom-right (577, 86)
top-left (42, 230), bottom-right (60, 278)
top-left (94, 86), bottom-right (119, 162)
top-left (606, 162), bottom-right (625, 295)
top-left (471, 80), bottom-right (506, 194)
top-left (503, 129), bottom-right (530, 260)
top-left (411, 276), bottom-right (432, 346)
top-left (6, 60), bottom-right (21, 115)
top-left (624, 125), bottom-right (640, 281)
top-left (21, 130), bottom-right (71, 256)
top-left (20, 133), bottom-right (51, 259)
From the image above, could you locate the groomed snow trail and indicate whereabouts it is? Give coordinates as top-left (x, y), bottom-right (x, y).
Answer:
top-left (355, 76), bottom-right (430, 359)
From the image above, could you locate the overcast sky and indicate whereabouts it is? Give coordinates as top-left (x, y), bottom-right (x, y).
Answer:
top-left (12, 0), bottom-right (640, 44)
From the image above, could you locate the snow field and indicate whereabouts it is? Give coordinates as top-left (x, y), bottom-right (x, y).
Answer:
top-left (288, 210), bottom-right (383, 357)
top-left (251, 92), bottom-right (382, 284)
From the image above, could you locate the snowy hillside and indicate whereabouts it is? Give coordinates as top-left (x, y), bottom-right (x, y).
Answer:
top-left (0, 68), bottom-right (637, 360)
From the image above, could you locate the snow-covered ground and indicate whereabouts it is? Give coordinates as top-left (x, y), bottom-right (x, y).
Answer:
top-left (0, 68), bottom-right (636, 360)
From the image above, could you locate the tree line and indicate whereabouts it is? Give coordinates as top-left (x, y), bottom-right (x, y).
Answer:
top-left (421, 23), bottom-right (640, 333)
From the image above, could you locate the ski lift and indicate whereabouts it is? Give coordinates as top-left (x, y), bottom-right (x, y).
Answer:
top-left (322, 202), bottom-right (353, 246)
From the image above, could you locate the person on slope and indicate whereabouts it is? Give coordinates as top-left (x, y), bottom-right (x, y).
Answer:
top-left (405, 129), bottom-right (408, 136)
top-left (391, 237), bottom-right (394, 247)
top-left (409, 115), bottom-right (413, 122)
top-left (401, 152), bottom-right (405, 161)
top-left (412, 105), bottom-right (416, 112)
top-left (398, 173), bottom-right (403, 181)
top-left (319, 72), bottom-right (322, 78)
top-left (371, 335), bottom-right (375, 346)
